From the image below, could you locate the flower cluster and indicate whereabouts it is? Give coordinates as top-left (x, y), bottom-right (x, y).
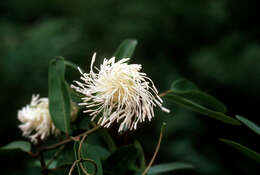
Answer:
top-left (18, 95), bottom-right (60, 143)
top-left (71, 53), bottom-right (170, 132)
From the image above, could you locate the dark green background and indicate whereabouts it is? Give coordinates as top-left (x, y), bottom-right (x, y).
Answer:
top-left (0, 0), bottom-right (259, 174)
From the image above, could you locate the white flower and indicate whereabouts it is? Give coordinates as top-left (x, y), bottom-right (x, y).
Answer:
top-left (18, 94), bottom-right (60, 143)
top-left (71, 53), bottom-right (170, 132)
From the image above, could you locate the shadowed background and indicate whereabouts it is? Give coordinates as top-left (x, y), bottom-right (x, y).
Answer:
top-left (0, 0), bottom-right (259, 174)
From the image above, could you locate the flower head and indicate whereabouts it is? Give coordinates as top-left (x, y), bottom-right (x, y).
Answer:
top-left (18, 95), bottom-right (60, 143)
top-left (71, 53), bottom-right (170, 132)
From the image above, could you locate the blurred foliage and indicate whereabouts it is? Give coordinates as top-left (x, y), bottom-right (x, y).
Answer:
top-left (0, 0), bottom-right (260, 174)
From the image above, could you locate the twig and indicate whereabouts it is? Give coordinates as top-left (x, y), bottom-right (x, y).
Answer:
top-left (159, 90), bottom-right (172, 97)
top-left (39, 152), bottom-right (48, 175)
top-left (142, 122), bottom-right (167, 175)
top-left (40, 125), bottom-right (100, 152)
top-left (77, 132), bottom-right (88, 159)
top-left (69, 129), bottom-right (98, 175)
top-left (69, 159), bottom-right (80, 175)
top-left (27, 124), bottom-right (100, 173)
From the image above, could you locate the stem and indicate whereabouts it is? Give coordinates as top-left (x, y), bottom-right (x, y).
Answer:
top-left (159, 90), bottom-right (172, 97)
top-left (70, 129), bottom-right (98, 175)
top-left (27, 125), bottom-right (100, 160)
top-left (142, 122), bottom-right (167, 175)
top-left (64, 60), bottom-right (81, 71)
top-left (40, 125), bottom-right (100, 152)
top-left (39, 152), bottom-right (48, 175)
top-left (77, 132), bottom-right (88, 159)
top-left (69, 160), bottom-right (80, 175)
top-left (29, 126), bottom-right (100, 174)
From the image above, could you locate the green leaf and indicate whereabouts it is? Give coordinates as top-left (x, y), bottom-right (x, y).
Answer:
top-left (114, 39), bottom-right (138, 60)
top-left (236, 115), bottom-right (260, 135)
top-left (103, 145), bottom-right (140, 175)
top-left (31, 159), bottom-right (57, 169)
top-left (164, 93), bottom-right (240, 125)
top-left (82, 144), bottom-right (104, 175)
top-left (56, 143), bottom-right (75, 167)
top-left (147, 162), bottom-right (194, 175)
top-left (92, 145), bottom-right (111, 160)
top-left (0, 141), bottom-right (31, 152)
top-left (171, 79), bottom-right (227, 113)
top-left (74, 142), bottom-right (104, 175)
top-left (48, 57), bottom-right (72, 134)
top-left (171, 78), bottom-right (199, 91)
top-left (98, 128), bottom-right (117, 152)
top-left (134, 140), bottom-right (146, 170)
top-left (220, 139), bottom-right (260, 163)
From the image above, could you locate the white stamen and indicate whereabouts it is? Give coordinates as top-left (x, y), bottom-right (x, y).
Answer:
top-left (71, 53), bottom-right (170, 132)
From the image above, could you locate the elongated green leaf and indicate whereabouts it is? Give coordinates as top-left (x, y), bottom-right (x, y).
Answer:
top-left (236, 115), bottom-right (260, 135)
top-left (171, 79), bottom-right (227, 113)
top-left (147, 162), bottom-right (194, 175)
top-left (175, 91), bottom-right (227, 113)
top-left (48, 57), bottom-right (71, 134)
top-left (171, 78), bottom-right (199, 91)
top-left (220, 139), bottom-right (260, 163)
top-left (165, 92), bottom-right (240, 125)
top-left (103, 145), bottom-right (140, 175)
top-left (114, 39), bottom-right (138, 60)
top-left (1, 141), bottom-right (31, 152)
